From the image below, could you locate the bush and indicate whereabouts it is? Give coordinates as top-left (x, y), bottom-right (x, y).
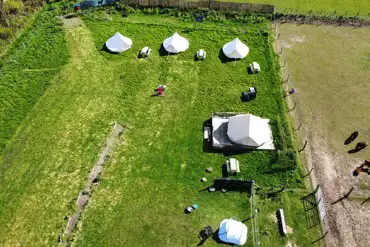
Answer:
top-left (275, 148), bottom-right (297, 169)
top-left (23, 0), bottom-right (44, 8)
top-left (4, 0), bottom-right (24, 15)
top-left (0, 27), bottom-right (13, 39)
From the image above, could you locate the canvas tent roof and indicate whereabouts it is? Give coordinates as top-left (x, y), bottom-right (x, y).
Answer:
top-left (222, 38), bottom-right (249, 59)
top-left (218, 219), bottom-right (247, 245)
top-left (105, 32), bottom-right (132, 53)
top-left (163, 32), bottom-right (189, 53)
top-left (227, 114), bottom-right (271, 147)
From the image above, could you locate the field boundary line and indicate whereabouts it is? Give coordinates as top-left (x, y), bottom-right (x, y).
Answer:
top-left (273, 21), bottom-right (329, 245)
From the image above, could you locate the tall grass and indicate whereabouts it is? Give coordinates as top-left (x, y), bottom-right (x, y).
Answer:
top-left (0, 10), bottom-right (69, 152)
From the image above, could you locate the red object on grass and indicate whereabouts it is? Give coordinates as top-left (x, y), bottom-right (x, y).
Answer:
top-left (75, 6), bottom-right (81, 11)
top-left (157, 87), bottom-right (164, 96)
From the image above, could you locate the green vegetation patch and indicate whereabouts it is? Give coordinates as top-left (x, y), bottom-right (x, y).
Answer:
top-left (0, 10), bottom-right (69, 152)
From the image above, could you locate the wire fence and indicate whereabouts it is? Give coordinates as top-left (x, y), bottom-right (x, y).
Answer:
top-left (275, 7), bottom-right (370, 19)
top-left (272, 13), bottom-right (370, 243)
top-left (272, 20), bottom-right (330, 245)
top-left (274, 8), bottom-right (370, 27)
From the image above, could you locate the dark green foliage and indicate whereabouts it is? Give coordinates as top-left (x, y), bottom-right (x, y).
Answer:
top-left (0, 10), bottom-right (69, 152)
top-left (93, 3), bottom-right (273, 24)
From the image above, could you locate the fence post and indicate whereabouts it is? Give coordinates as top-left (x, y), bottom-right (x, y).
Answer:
top-left (277, 59), bottom-right (287, 69)
top-left (301, 167), bottom-right (313, 178)
top-left (288, 101), bottom-right (297, 112)
top-left (331, 187), bottom-right (354, 205)
top-left (283, 74), bottom-right (290, 82)
top-left (361, 196), bottom-right (370, 205)
top-left (294, 122), bottom-right (302, 131)
top-left (311, 231), bottom-right (329, 245)
top-left (298, 140), bottom-right (307, 152)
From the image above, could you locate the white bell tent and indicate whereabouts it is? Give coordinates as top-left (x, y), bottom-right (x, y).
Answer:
top-left (227, 114), bottom-right (272, 147)
top-left (222, 38), bottom-right (249, 59)
top-left (105, 32), bottom-right (132, 53)
top-left (218, 219), bottom-right (247, 246)
top-left (162, 32), bottom-right (189, 54)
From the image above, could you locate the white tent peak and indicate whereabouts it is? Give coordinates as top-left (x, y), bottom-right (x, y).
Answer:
top-left (222, 38), bottom-right (249, 59)
top-left (105, 32), bottom-right (132, 53)
top-left (163, 32), bottom-right (189, 53)
top-left (218, 219), bottom-right (247, 246)
top-left (227, 114), bottom-right (271, 147)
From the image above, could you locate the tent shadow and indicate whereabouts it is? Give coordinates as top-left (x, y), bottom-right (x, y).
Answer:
top-left (222, 163), bottom-right (229, 178)
top-left (212, 229), bottom-right (235, 246)
top-left (203, 141), bottom-right (216, 153)
top-left (158, 44), bottom-right (177, 57)
top-left (218, 48), bottom-right (240, 63)
top-left (246, 66), bottom-right (254, 74)
top-left (101, 44), bottom-right (118, 54)
top-left (222, 149), bottom-right (254, 156)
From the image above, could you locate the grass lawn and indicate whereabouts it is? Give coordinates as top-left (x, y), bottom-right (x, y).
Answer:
top-left (0, 9), bottom-right (323, 247)
top-left (220, 0), bottom-right (370, 16)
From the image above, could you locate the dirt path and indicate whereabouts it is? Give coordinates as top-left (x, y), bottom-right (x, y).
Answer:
top-left (60, 122), bottom-right (124, 246)
top-left (274, 23), bottom-right (370, 247)
top-left (58, 18), bottom-right (126, 246)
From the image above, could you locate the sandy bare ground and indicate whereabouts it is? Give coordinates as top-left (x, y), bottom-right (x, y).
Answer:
top-left (304, 129), bottom-right (370, 247)
top-left (275, 23), bottom-right (370, 247)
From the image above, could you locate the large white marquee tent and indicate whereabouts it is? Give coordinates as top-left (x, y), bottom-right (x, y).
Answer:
top-left (222, 38), bottom-right (249, 59)
top-left (227, 114), bottom-right (272, 147)
top-left (162, 32), bottom-right (189, 53)
top-left (218, 219), bottom-right (248, 245)
top-left (105, 32), bottom-right (132, 53)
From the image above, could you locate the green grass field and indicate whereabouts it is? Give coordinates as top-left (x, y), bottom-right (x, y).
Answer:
top-left (223, 0), bottom-right (370, 16)
top-left (0, 8), bottom-right (323, 246)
